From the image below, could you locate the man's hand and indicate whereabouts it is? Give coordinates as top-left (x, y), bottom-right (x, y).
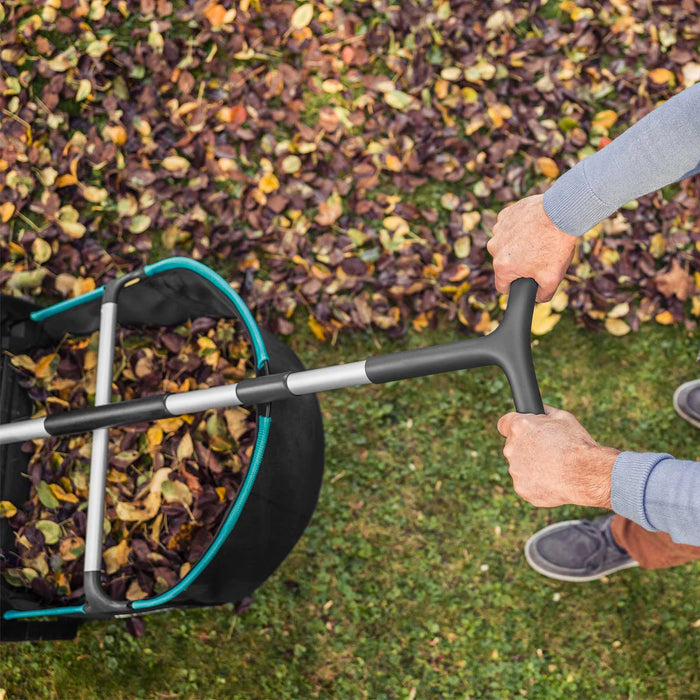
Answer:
top-left (487, 194), bottom-right (579, 303)
top-left (496, 404), bottom-right (620, 509)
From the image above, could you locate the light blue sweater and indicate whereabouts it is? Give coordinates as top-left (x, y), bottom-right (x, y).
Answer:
top-left (543, 83), bottom-right (700, 547)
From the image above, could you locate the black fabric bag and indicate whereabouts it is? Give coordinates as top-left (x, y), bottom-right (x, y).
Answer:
top-left (0, 270), bottom-right (324, 641)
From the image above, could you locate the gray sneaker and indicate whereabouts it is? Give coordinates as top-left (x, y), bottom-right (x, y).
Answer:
top-left (524, 514), bottom-right (639, 582)
top-left (673, 379), bottom-right (700, 429)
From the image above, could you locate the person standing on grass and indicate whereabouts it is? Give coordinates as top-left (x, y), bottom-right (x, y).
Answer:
top-left (488, 82), bottom-right (700, 581)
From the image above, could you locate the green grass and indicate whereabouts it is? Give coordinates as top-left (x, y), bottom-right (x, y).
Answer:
top-left (1, 315), bottom-right (698, 698)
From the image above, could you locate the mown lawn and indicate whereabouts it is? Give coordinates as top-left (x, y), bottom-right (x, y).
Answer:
top-left (1, 314), bottom-right (698, 699)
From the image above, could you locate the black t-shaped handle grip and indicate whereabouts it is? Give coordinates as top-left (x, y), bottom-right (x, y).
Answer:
top-left (364, 277), bottom-right (544, 414)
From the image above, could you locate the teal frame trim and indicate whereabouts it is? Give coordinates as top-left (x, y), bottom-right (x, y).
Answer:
top-left (132, 414), bottom-right (271, 610)
top-left (29, 257), bottom-right (268, 369)
top-left (5, 258), bottom-right (270, 622)
top-left (30, 287), bottom-right (104, 321)
top-left (143, 257), bottom-right (269, 368)
top-left (3, 604), bottom-right (85, 621)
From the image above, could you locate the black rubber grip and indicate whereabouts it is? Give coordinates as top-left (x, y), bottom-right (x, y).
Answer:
top-left (365, 338), bottom-right (495, 383)
top-left (236, 372), bottom-right (292, 406)
top-left (44, 394), bottom-right (172, 437)
top-left (366, 278), bottom-right (544, 415)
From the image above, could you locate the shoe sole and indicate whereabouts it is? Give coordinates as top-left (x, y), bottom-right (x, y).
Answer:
top-left (524, 520), bottom-right (640, 583)
top-left (673, 380), bottom-right (700, 430)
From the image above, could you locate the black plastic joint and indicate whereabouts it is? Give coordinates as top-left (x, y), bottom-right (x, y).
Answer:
top-left (83, 571), bottom-right (132, 616)
top-left (102, 269), bottom-right (144, 303)
top-left (236, 372), bottom-right (292, 406)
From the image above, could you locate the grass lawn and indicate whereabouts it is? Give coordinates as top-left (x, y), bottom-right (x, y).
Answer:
top-left (1, 314), bottom-right (698, 699)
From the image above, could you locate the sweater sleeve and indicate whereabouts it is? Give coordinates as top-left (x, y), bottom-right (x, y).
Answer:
top-left (543, 83), bottom-right (700, 236)
top-left (610, 451), bottom-right (700, 547)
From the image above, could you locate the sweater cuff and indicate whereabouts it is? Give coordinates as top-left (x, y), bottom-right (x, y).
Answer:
top-left (543, 161), bottom-right (618, 236)
top-left (610, 451), bottom-right (674, 531)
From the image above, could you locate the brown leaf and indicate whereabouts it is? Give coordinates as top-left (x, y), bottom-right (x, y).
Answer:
top-left (655, 259), bottom-right (691, 301)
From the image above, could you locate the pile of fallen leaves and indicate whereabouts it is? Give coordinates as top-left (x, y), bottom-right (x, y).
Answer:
top-left (0, 317), bottom-right (257, 603)
top-left (0, 0), bottom-right (698, 342)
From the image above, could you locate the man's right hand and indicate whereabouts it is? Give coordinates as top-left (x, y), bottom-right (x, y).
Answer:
top-left (487, 193), bottom-right (579, 303)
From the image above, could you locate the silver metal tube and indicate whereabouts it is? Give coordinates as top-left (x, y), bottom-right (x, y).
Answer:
top-left (0, 417), bottom-right (49, 445)
top-left (84, 302), bottom-right (117, 573)
top-left (286, 361), bottom-right (369, 395)
top-left (165, 384), bottom-right (243, 415)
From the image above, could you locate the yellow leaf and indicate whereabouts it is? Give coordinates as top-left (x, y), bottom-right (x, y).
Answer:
top-left (608, 302), bottom-right (630, 318)
top-left (10, 355), bottom-right (36, 373)
top-left (691, 297), bottom-right (700, 317)
top-left (216, 486), bottom-right (227, 502)
top-left (176, 432), bottom-right (194, 461)
top-left (224, 407), bottom-right (252, 441)
top-left (103, 124), bottom-right (127, 146)
top-left (384, 153), bottom-right (402, 172)
top-left (73, 277), bottom-right (96, 297)
top-left (462, 87), bottom-right (479, 104)
top-left (550, 289), bottom-right (569, 312)
top-left (146, 424), bottom-right (163, 449)
top-left (133, 115), bottom-right (151, 136)
top-left (31, 237), bottom-right (52, 263)
top-left (290, 3), bottom-right (313, 30)
top-left (322, 79), bottom-right (344, 93)
top-left (383, 215), bottom-right (408, 232)
top-left (75, 78), bottom-right (91, 102)
top-left (162, 479), bottom-right (193, 507)
top-left (282, 155), bottom-right (301, 173)
top-left (162, 155), bottom-right (190, 172)
top-left (648, 232), bottom-right (665, 258)
top-left (58, 536), bottom-right (85, 561)
top-left (682, 62), bottom-right (700, 88)
top-left (384, 90), bottom-right (417, 112)
top-left (308, 316), bottom-right (327, 341)
top-left (35, 353), bottom-right (58, 379)
top-left (197, 336), bottom-right (217, 352)
top-left (654, 310), bottom-right (675, 325)
top-left (434, 78), bottom-right (449, 100)
top-left (158, 416), bottom-right (184, 434)
top-left (315, 193), bottom-right (342, 226)
top-left (115, 491), bottom-right (161, 522)
top-left (259, 172), bottom-right (279, 193)
top-left (537, 157), bottom-right (559, 178)
top-left (474, 310), bottom-right (491, 333)
top-left (0, 501), bottom-right (17, 518)
top-left (412, 312), bottom-right (431, 332)
top-left (58, 220), bottom-right (86, 238)
top-left (531, 302), bottom-right (561, 335)
top-left (441, 193), bottom-right (460, 210)
top-left (203, 3), bottom-right (227, 27)
top-left (605, 317), bottom-right (631, 336)
top-left (103, 539), bottom-right (130, 575)
top-left (126, 579), bottom-right (149, 601)
top-left (592, 110), bottom-right (618, 130)
top-left (48, 483), bottom-right (79, 504)
top-left (461, 211), bottom-right (481, 232)
top-left (82, 186), bottom-right (108, 203)
top-left (648, 68), bottom-right (675, 85)
top-left (441, 66), bottom-right (462, 81)
top-left (150, 468), bottom-right (173, 495)
top-left (0, 201), bottom-right (15, 222)
top-left (487, 103), bottom-right (512, 128)
top-left (454, 236), bottom-right (471, 259)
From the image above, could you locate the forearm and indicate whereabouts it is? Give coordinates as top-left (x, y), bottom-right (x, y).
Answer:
top-left (611, 452), bottom-right (700, 546)
top-left (543, 83), bottom-right (700, 236)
